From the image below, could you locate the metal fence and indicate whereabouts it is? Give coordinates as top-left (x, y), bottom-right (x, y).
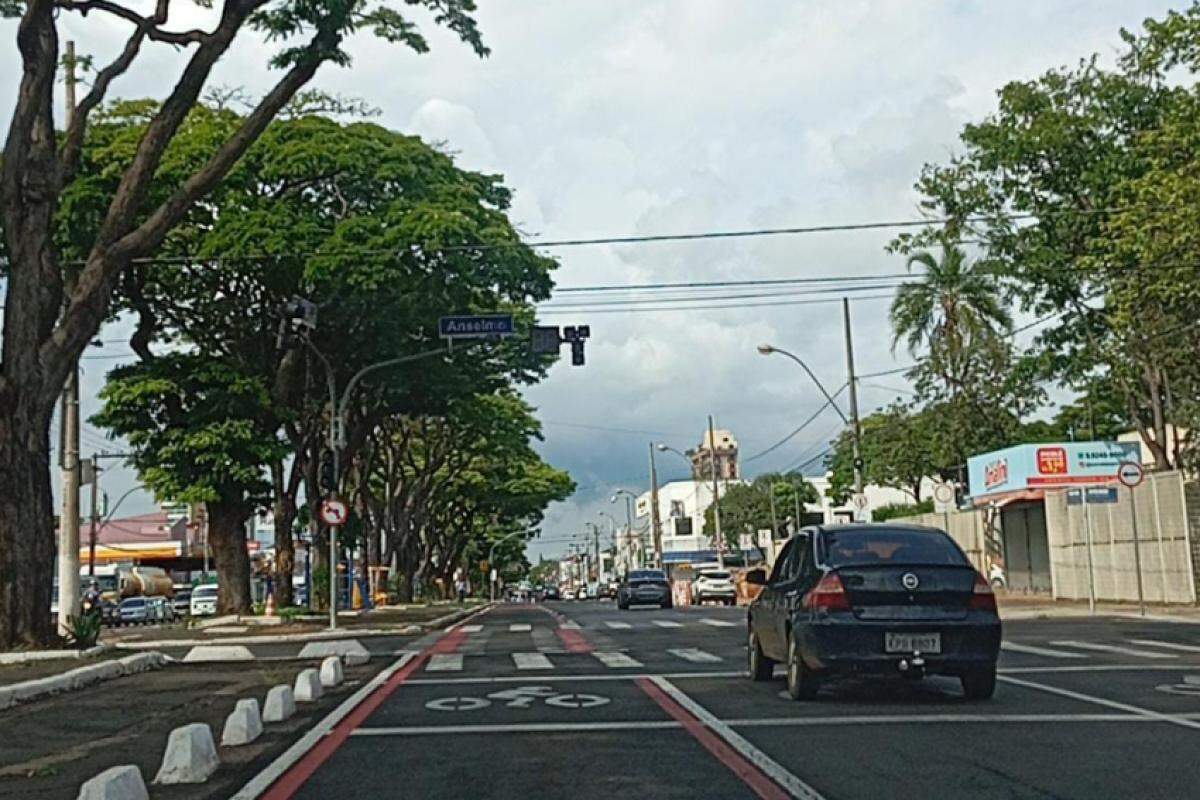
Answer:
top-left (1044, 470), bottom-right (1198, 605)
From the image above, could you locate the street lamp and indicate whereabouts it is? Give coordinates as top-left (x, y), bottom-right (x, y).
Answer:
top-left (610, 489), bottom-right (637, 570)
top-left (757, 342), bottom-right (863, 504)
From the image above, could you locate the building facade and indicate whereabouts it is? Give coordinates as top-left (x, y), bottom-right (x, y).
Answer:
top-left (690, 428), bottom-right (740, 481)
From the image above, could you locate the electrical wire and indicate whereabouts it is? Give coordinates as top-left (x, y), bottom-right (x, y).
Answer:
top-left (743, 384), bottom-right (848, 464)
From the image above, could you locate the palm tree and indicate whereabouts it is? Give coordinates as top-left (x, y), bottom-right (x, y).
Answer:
top-left (890, 243), bottom-right (1011, 393)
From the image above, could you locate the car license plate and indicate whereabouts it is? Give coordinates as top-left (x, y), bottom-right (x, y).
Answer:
top-left (885, 632), bottom-right (941, 654)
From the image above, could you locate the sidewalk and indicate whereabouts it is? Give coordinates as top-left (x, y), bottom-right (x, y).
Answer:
top-left (998, 592), bottom-right (1200, 622)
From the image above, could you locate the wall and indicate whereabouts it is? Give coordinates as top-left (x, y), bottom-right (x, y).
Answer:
top-left (1044, 471), bottom-right (1197, 604)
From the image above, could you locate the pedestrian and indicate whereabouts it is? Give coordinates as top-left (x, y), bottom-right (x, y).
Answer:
top-left (454, 567), bottom-right (467, 604)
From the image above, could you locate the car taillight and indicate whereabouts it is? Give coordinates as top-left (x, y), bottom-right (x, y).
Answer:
top-left (970, 572), bottom-right (996, 612)
top-left (805, 573), bottom-right (850, 612)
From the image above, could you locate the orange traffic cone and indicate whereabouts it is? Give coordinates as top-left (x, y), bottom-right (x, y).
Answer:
top-left (264, 591), bottom-right (276, 617)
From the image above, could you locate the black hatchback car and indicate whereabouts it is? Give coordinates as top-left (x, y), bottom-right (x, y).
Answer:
top-left (746, 524), bottom-right (1001, 700)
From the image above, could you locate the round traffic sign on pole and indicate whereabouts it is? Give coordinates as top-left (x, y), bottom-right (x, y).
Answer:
top-left (1117, 461), bottom-right (1145, 489)
top-left (320, 499), bottom-right (348, 526)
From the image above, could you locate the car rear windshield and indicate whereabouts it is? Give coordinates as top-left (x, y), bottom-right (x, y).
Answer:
top-left (629, 570), bottom-right (666, 582)
top-left (121, 599), bottom-right (145, 607)
top-left (699, 571), bottom-right (730, 580)
top-left (821, 529), bottom-right (968, 567)
top-left (193, 586), bottom-right (218, 597)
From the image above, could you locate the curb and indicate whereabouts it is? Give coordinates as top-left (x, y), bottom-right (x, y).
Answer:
top-left (112, 603), bottom-right (494, 651)
top-left (0, 643), bottom-right (112, 665)
top-left (0, 651), bottom-right (170, 712)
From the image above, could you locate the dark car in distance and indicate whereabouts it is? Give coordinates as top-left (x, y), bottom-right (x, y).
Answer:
top-left (617, 569), bottom-right (672, 610)
top-left (542, 585), bottom-right (561, 601)
top-left (746, 524), bottom-right (1001, 701)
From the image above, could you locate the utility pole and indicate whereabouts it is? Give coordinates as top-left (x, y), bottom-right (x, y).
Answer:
top-left (87, 457), bottom-right (100, 577)
top-left (648, 443), bottom-right (664, 567)
top-left (843, 298), bottom-right (865, 517)
top-left (57, 40), bottom-right (81, 635)
top-left (708, 416), bottom-right (725, 568)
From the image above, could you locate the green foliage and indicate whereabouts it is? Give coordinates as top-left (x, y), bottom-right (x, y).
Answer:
top-left (704, 472), bottom-right (818, 552)
top-left (827, 403), bottom-right (940, 504)
top-left (62, 614), bottom-right (102, 649)
top-left (872, 500), bottom-right (935, 523)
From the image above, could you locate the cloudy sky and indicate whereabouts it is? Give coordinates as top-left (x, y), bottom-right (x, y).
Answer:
top-left (2, 0), bottom-right (1179, 560)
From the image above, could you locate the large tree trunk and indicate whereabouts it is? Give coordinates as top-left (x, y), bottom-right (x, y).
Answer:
top-left (0, 403), bottom-right (58, 648)
top-left (206, 499), bottom-right (252, 615)
top-left (270, 459), bottom-right (298, 608)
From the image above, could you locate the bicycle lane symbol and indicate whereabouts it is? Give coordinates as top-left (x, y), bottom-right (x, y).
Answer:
top-left (424, 685), bottom-right (611, 712)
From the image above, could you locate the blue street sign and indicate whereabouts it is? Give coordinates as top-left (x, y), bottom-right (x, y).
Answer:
top-left (438, 314), bottom-right (515, 339)
top-left (1067, 487), bottom-right (1118, 505)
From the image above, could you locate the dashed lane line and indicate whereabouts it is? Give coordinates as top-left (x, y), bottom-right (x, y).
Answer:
top-left (700, 618), bottom-right (737, 628)
top-left (1001, 642), bottom-right (1088, 659)
top-left (425, 653), bottom-right (463, 672)
top-left (653, 620), bottom-right (684, 628)
top-left (559, 621), bottom-right (582, 630)
top-left (670, 648), bottom-right (724, 664)
top-left (406, 670), bottom-right (745, 685)
top-left (1048, 640), bottom-right (1177, 659)
top-left (458, 624), bottom-right (483, 634)
top-left (998, 674), bottom-right (1200, 732)
top-left (1128, 638), bottom-right (1200, 654)
top-left (512, 652), bottom-right (554, 670)
top-left (593, 651), bottom-right (643, 668)
top-left (604, 621), bottom-right (633, 630)
top-left (509, 623), bottom-right (532, 633)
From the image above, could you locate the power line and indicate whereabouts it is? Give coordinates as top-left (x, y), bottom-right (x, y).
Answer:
top-left (744, 384), bottom-right (848, 464)
top-left (554, 273), bottom-right (914, 294)
top-left (537, 292), bottom-right (898, 316)
top-left (538, 280), bottom-right (911, 309)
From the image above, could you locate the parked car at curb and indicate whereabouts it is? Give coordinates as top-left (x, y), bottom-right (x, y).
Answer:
top-left (172, 585), bottom-right (192, 617)
top-left (746, 524), bottom-right (1001, 701)
top-left (617, 569), bottom-right (673, 610)
top-left (692, 569), bottom-right (737, 606)
top-left (190, 584), bottom-right (218, 616)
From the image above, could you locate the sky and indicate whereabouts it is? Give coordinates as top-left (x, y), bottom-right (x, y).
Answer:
top-left (1, 0), bottom-right (1181, 560)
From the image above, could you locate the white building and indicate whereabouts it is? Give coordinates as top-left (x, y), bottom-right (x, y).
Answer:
top-left (627, 476), bottom-right (932, 570)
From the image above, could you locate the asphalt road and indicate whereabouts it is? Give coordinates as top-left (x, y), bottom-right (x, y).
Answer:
top-left (243, 600), bottom-right (1200, 799)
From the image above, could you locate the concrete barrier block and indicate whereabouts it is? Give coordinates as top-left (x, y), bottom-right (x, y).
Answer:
top-left (294, 668), bottom-right (323, 702)
top-left (319, 656), bottom-right (344, 688)
top-left (263, 685), bottom-right (296, 723)
top-left (153, 723), bottom-right (219, 784)
top-left (77, 764), bottom-right (148, 800)
top-left (12, 676), bottom-right (65, 702)
top-left (342, 649), bottom-right (370, 666)
top-left (118, 653), bottom-right (163, 674)
top-left (182, 645), bottom-right (255, 663)
top-left (298, 639), bottom-right (369, 661)
top-left (221, 699), bottom-right (263, 747)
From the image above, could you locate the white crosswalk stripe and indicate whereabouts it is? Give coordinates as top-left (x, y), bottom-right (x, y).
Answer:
top-left (1128, 639), bottom-right (1200, 654)
top-left (458, 624), bottom-right (483, 633)
top-left (426, 653), bottom-right (463, 672)
top-left (652, 620), bottom-right (683, 628)
top-left (604, 621), bottom-right (632, 630)
top-left (559, 621), bottom-right (582, 630)
top-left (1002, 642), bottom-right (1089, 659)
top-left (669, 648), bottom-right (723, 664)
top-left (1049, 640), bottom-right (1177, 659)
top-left (513, 652), bottom-right (554, 670)
top-left (593, 651), bottom-right (643, 668)
top-left (509, 623), bottom-right (532, 633)
top-left (700, 618), bottom-right (736, 628)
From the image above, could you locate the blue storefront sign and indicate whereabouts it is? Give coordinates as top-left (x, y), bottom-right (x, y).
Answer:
top-left (967, 440), bottom-right (1141, 501)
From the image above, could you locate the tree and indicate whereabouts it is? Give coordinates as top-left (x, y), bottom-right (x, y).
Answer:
top-left (826, 403), bottom-right (940, 504)
top-left (704, 472), bottom-right (817, 556)
top-left (0, 0), bottom-right (486, 647)
top-left (890, 242), bottom-right (1011, 395)
top-left (91, 355), bottom-right (286, 613)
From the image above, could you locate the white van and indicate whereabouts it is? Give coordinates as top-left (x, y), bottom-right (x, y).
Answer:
top-left (190, 584), bottom-right (218, 616)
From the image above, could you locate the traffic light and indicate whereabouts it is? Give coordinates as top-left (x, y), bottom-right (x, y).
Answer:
top-left (275, 296), bottom-right (318, 351)
top-left (320, 456), bottom-right (336, 495)
top-left (571, 340), bottom-right (585, 366)
top-left (562, 325), bottom-right (591, 367)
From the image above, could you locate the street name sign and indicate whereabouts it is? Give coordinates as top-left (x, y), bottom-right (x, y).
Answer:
top-left (1067, 487), bottom-right (1118, 505)
top-left (320, 499), bottom-right (348, 526)
top-left (438, 314), bottom-right (515, 339)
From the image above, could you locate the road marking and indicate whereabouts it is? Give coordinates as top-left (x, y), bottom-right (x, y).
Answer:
top-left (509, 623), bottom-right (532, 632)
top-left (998, 674), bottom-right (1200, 732)
top-left (669, 648), bottom-right (723, 663)
top-left (653, 620), bottom-right (684, 628)
top-left (425, 653), bottom-right (463, 672)
top-left (458, 624), bottom-right (483, 634)
top-left (512, 652), bottom-right (554, 670)
top-left (1049, 640), bottom-right (1178, 659)
top-left (407, 670), bottom-right (746, 686)
top-left (1001, 642), bottom-right (1088, 659)
top-left (641, 676), bottom-right (825, 800)
top-left (604, 621), bottom-right (632, 629)
top-left (1000, 664), bottom-right (1192, 674)
top-left (354, 721), bottom-right (680, 736)
top-left (700, 618), bottom-right (737, 628)
top-left (425, 695), bottom-right (489, 711)
top-left (1129, 638), bottom-right (1200, 653)
top-left (559, 621), bottom-right (582, 630)
top-left (593, 651), bottom-right (643, 668)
